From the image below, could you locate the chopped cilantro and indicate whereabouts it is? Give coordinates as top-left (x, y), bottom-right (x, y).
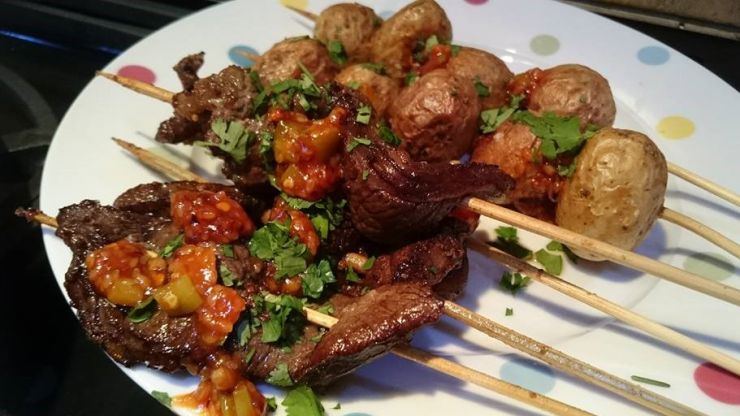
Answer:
top-left (557, 162), bottom-right (576, 177)
top-left (266, 397), bottom-right (278, 412)
top-left (236, 311), bottom-right (261, 346)
top-left (282, 385), bottom-right (325, 416)
top-left (499, 272), bottom-right (531, 295)
top-left (424, 35), bottom-right (439, 53)
top-left (450, 44), bottom-right (462, 57)
top-left (259, 131), bottom-right (275, 170)
top-left (505, 307), bottom-right (513, 316)
top-left (248, 221), bottom-right (309, 278)
top-left (512, 111), bottom-right (597, 160)
top-left (279, 194), bottom-right (347, 240)
top-left (127, 297), bottom-right (157, 323)
top-left (473, 77), bottom-right (490, 97)
top-left (404, 71), bottom-right (418, 86)
top-left (249, 70), bottom-right (263, 91)
top-left (243, 347), bottom-right (256, 365)
top-left (361, 256), bottom-right (376, 271)
top-left (327, 40), bottom-right (347, 65)
top-left (301, 259), bottom-right (336, 299)
top-left (345, 268), bottom-right (361, 283)
top-left (310, 329), bottom-right (326, 343)
top-left (221, 244), bottom-right (234, 258)
top-left (378, 121), bottom-right (401, 146)
top-left (151, 391), bottom-right (171, 408)
top-left (361, 169), bottom-right (369, 181)
top-left (361, 62), bottom-right (386, 74)
top-left (346, 137), bottom-right (372, 152)
top-left (219, 263), bottom-right (236, 287)
top-left (310, 216), bottom-right (330, 241)
top-left (631, 375), bottom-right (671, 388)
top-left (346, 80), bottom-right (360, 90)
top-left (333, 403), bottom-right (341, 410)
top-left (196, 119), bottom-right (254, 163)
top-left (267, 362), bottom-right (294, 387)
top-left (316, 303), bottom-right (335, 316)
top-left (261, 294), bottom-right (306, 344)
top-left (479, 95), bottom-right (524, 134)
top-left (159, 233), bottom-right (184, 258)
top-left (495, 226), bottom-right (519, 243)
top-left (356, 105), bottom-right (372, 125)
top-left (535, 249), bottom-right (563, 275)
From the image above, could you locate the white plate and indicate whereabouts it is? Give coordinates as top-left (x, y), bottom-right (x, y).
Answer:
top-left (40, 0), bottom-right (740, 414)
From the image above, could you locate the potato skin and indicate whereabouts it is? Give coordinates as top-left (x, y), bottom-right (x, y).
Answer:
top-left (315, 3), bottom-right (379, 63)
top-left (335, 64), bottom-right (401, 117)
top-left (527, 64), bottom-right (616, 129)
top-left (389, 68), bottom-right (481, 162)
top-left (255, 37), bottom-right (338, 85)
top-left (370, 0), bottom-right (452, 79)
top-left (555, 128), bottom-right (667, 260)
top-left (446, 47), bottom-right (513, 110)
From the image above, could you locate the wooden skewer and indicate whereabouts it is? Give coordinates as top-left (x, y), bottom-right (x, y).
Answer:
top-left (668, 162), bottom-right (740, 207)
top-left (236, 51), bottom-right (261, 64)
top-left (660, 207), bottom-right (740, 258)
top-left (112, 138), bottom-right (207, 184)
top-left (95, 73), bottom-right (740, 298)
top-left (96, 71), bottom-right (173, 102)
top-left (467, 239), bottom-right (740, 378)
top-left (27, 213), bottom-right (590, 416)
top-left (283, 5), bottom-right (319, 21)
top-left (465, 198), bottom-right (740, 306)
top-left (116, 140), bottom-right (710, 413)
top-left (340, 253), bottom-right (703, 415)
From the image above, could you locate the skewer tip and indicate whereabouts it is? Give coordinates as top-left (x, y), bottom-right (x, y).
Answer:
top-left (284, 5), bottom-right (318, 21)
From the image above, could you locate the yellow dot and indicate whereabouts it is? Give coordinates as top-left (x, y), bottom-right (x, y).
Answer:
top-left (280, 0), bottom-right (308, 10)
top-left (657, 116), bottom-right (695, 139)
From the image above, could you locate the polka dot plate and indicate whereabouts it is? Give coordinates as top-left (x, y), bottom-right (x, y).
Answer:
top-left (39, 0), bottom-right (739, 414)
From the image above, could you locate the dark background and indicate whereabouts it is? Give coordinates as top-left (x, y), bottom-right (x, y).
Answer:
top-left (1, 1), bottom-right (738, 415)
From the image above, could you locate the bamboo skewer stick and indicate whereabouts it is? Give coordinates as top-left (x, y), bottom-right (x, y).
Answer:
top-left (667, 162), bottom-right (740, 207)
top-left (94, 72), bottom-right (740, 259)
top-left (26, 213), bottom-right (591, 416)
top-left (340, 253), bottom-right (702, 415)
top-left (465, 198), bottom-right (740, 306)
top-left (112, 138), bottom-right (207, 183)
top-left (467, 239), bottom-right (740, 378)
top-left (283, 5), bottom-right (319, 21)
top-left (660, 207), bottom-right (740, 258)
top-left (114, 140), bottom-right (712, 414)
top-left (237, 51), bottom-right (261, 64)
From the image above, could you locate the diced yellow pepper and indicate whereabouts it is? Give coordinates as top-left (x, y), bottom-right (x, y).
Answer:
top-left (153, 276), bottom-right (202, 316)
top-left (233, 384), bottom-right (256, 416)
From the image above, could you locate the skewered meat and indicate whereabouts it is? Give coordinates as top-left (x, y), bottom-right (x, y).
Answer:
top-left (509, 64), bottom-right (616, 129)
top-left (314, 3), bottom-right (380, 63)
top-left (343, 142), bottom-right (514, 244)
top-left (446, 46), bottom-right (513, 110)
top-left (255, 37), bottom-right (339, 85)
top-left (389, 68), bottom-right (481, 162)
top-left (335, 64), bottom-right (401, 117)
top-left (370, 0), bottom-right (452, 79)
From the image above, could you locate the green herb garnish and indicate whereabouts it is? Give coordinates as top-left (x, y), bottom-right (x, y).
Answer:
top-left (346, 137), bottom-right (372, 152)
top-left (473, 77), bottom-right (490, 97)
top-left (499, 272), bottom-right (531, 295)
top-left (127, 297), bottom-right (157, 323)
top-left (361, 62), bottom-right (386, 74)
top-left (512, 111), bottom-right (597, 160)
top-left (495, 226), bottom-right (519, 243)
top-left (327, 40), bottom-right (347, 65)
top-left (535, 249), bottom-right (563, 275)
top-left (356, 105), bottom-right (372, 124)
top-left (219, 263), bottom-right (236, 287)
top-left (279, 194), bottom-right (346, 240)
top-left (479, 96), bottom-right (524, 134)
top-left (196, 119), bottom-right (254, 163)
top-left (378, 121), bottom-right (401, 146)
top-left (345, 267), bottom-right (361, 283)
top-left (221, 244), bottom-right (234, 258)
top-left (361, 256), bottom-right (376, 271)
top-left (151, 391), bottom-right (171, 408)
top-left (261, 294), bottom-right (306, 344)
top-left (346, 80), bottom-right (360, 90)
top-left (267, 362), bottom-right (294, 387)
top-left (266, 397), bottom-right (278, 412)
top-left (404, 71), bottom-right (419, 86)
top-left (243, 347), bottom-right (256, 365)
top-left (505, 307), bottom-right (513, 316)
top-left (248, 221), bottom-right (309, 278)
top-left (159, 233), bottom-right (184, 258)
top-left (301, 259), bottom-right (336, 299)
top-left (631, 375), bottom-right (671, 388)
top-left (488, 226), bottom-right (532, 259)
top-left (316, 303), bottom-right (335, 316)
top-left (282, 385), bottom-right (325, 416)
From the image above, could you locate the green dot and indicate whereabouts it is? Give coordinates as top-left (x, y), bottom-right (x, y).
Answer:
top-left (530, 35), bottom-right (560, 56)
top-left (684, 252), bottom-right (736, 281)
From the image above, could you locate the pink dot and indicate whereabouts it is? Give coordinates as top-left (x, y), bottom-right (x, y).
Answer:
top-left (465, 0), bottom-right (489, 4)
top-left (694, 362), bottom-right (740, 404)
top-left (117, 65), bottom-right (156, 84)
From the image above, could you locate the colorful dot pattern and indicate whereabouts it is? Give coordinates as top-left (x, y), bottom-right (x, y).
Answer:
top-left (638, 46), bottom-right (670, 65)
top-left (657, 116), bottom-right (695, 139)
top-left (530, 34), bottom-right (560, 56)
top-left (228, 45), bottom-right (259, 67)
top-left (694, 362), bottom-right (740, 404)
top-left (117, 65), bottom-right (155, 84)
top-left (500, 357), bottom-right (556, 394)
top-left (684, 252), bottom-right (736, 281)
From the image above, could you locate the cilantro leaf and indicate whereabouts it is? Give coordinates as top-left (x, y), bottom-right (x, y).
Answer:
top-left (495, 226), bottom-right (518, 243)
top-left (630, 375), bottom-right (671, 388)
top-left (473, 77), bottom-right (490, 97)
top-left (499, 272), bottom-right (531, 295)
top-left (282, 385), bottom-right (325, 416)
top-left (361, 62), bottom-right (386, 75)
top-left (196, 119), bottom-right (254, 163)
top-left (316, 303), bottom-right (334, 315)
top-left (361, 256), bottom-right (376, 271)
top-left (488, 226), bottom-right (533, 259)
top-left (266, 397), bottom-right (278, 412)
top-left (127, 297), bottom-right (157, 323)
top-left (557, 162), bottom-right (576, 177)
top-left (512, 111), bottom-right (597, 160)
top-left (346, 80), bottom-right (360, 90)
top-left (424, 35), bottom-right (439, 53)
top-left (479, 95), bottom-right (524, 134)
top-left (248, 222), bottom-right (309, 278)
top-left (261, 294), bottom-right (306, 344)
top-left (221, 244), bottom-right (234, 258)
top-left (327, 40), bottom-right (347, 65)
top-left (301, 259), bottom-right (336, 299)
top-left (505, 307), bottom-right (513, 316)
top-left (378, 121), bottom-right (401, 146)
top-left (450, 44), bottom-right (461, 57)
top-left (151, 391), bottom-right (172, 408)
top-left (345, 268), bottom-right (361, 283)
top-left (219, 263), bottom-right (236, 287)
top-left (535, 249), bottom-right (563, 275)
top-left (404, 71), bottom-right (418, 86)
top-left (356, 105), bottom-right (372, 124)
top-left (243, 347), bottom-right (256, 365)
top-left (159, 233), bottom-right (184, 258)
top-left (346, 137), bottom-right (372, 152)
top-left (279, 194), bottom-right (347, 241)
top-left (267, 362), bottom-right (294, 387)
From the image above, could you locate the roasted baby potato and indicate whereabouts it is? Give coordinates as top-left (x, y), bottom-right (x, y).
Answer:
top-left (255, 37), bottom-right (338, 85)
top-left (555, 128), bottom-right (667, 260)
top-left (446, 47), bottom-right (513, 110)
top-left (335, 64), bottom-right (401, 117)
top-left (315, 3), bottom-right (380, 63)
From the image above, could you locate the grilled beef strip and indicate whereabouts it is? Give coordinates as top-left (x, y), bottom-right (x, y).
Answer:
top-left (343, 142), bottom-right (515, 244)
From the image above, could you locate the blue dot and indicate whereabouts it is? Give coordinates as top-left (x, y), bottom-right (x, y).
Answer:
top-left (637, 46), bottom-right (670, 65)
top-left (378, 10), bottom-right (393, 19)
top-left (500, 357), bottom-right (556, 394)
top-left (228, 45), bottom-right (259, 67)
